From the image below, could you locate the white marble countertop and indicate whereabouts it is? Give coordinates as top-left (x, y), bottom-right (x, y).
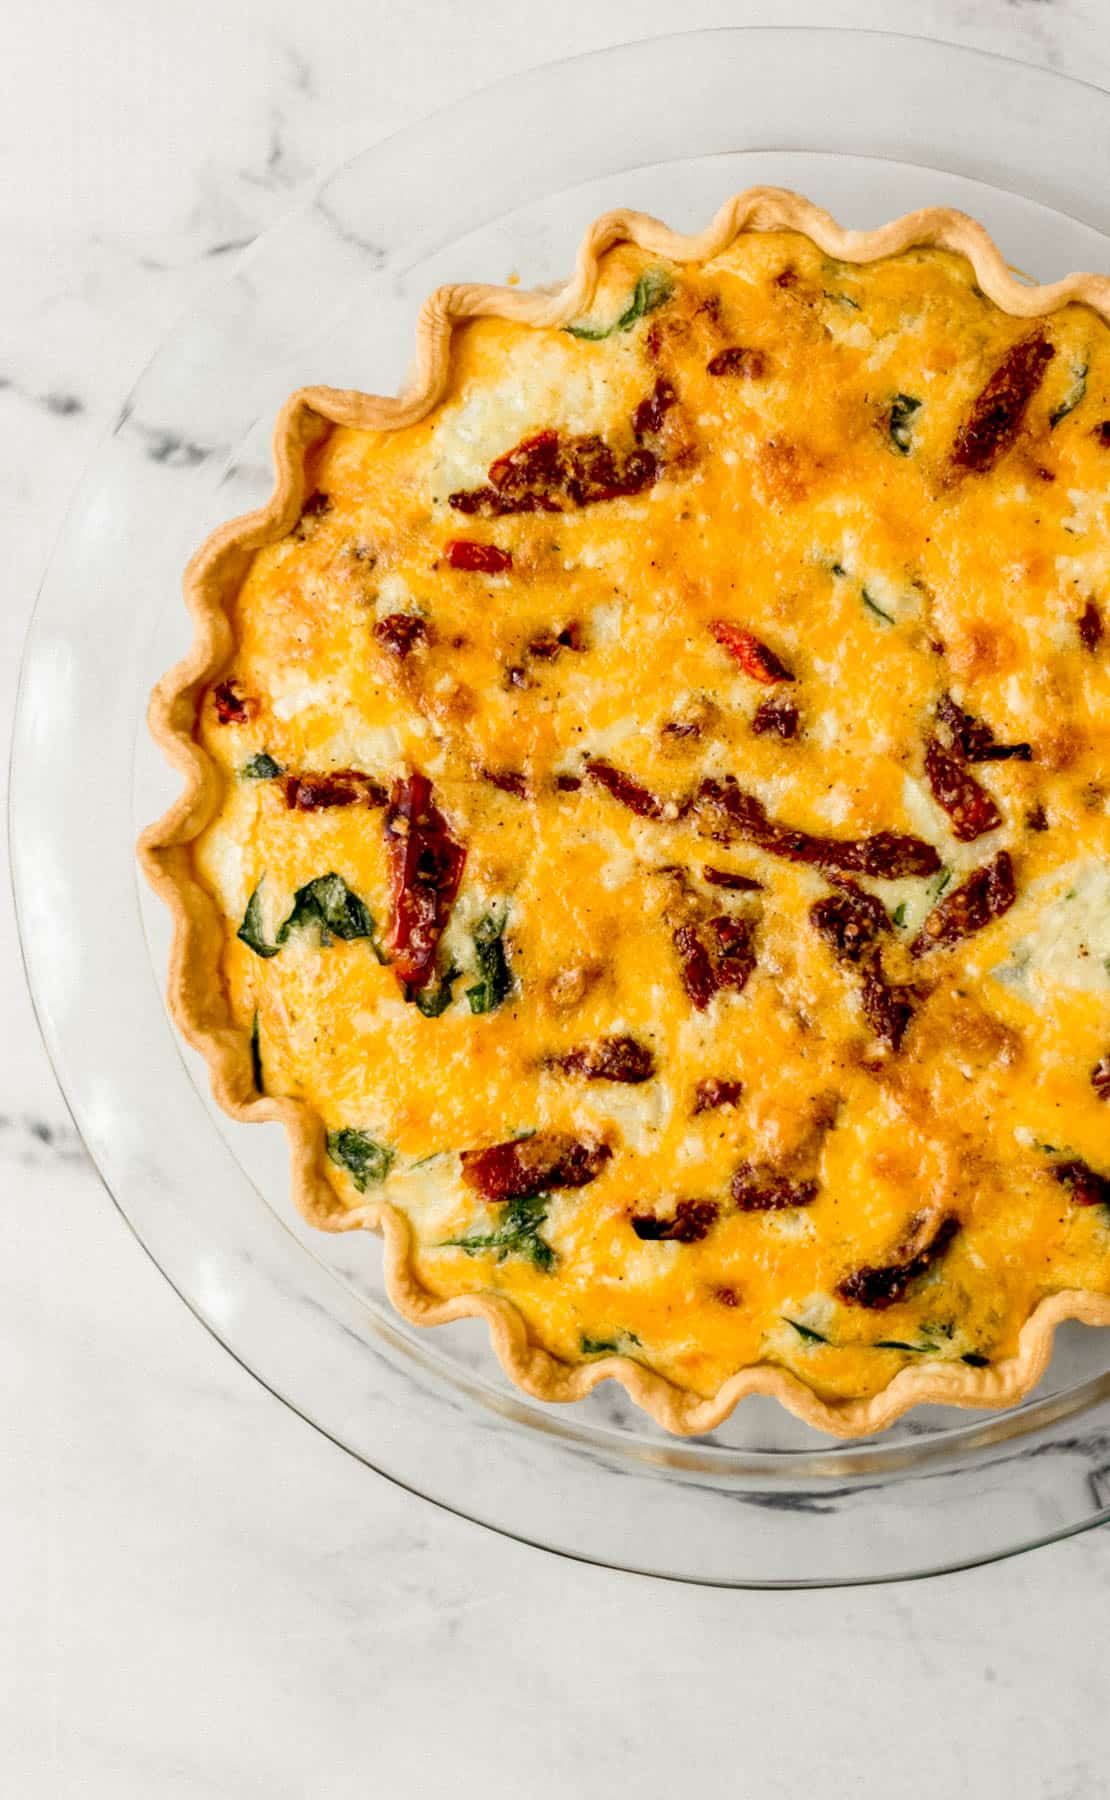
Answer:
top-left (6, 2), bottom-right (1110, 1793)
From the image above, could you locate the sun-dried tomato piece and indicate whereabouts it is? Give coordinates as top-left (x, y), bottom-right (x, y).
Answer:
top-left (709, 620), bottom-right (794, 683)
top-left (910, 851), bottom-right (1016, 958)
top-left (632, 376), bottom-right (677, 441)
top-left (481, 768), bottom-right (528, 798)
top-left (751, 697), bottom-right (800, 738)
top-left (702, 865), bottom-right (762, 891)
top-left (1093, 1056), bottom-right (1110, 1102)
top-left (731, 1162), bottom-right (818, 1212)
top-left (444, 539), bottom-right (512, 574)
top-left (693, 778), bottom-right (942, 878)
top-left (449, 425), bottom-right (658, 515)
top-left (708, 915), bottom-right (756, 994)
top-left (585, 757), bottom-right (672, 820)
top-left (924, 737), bottom-right (1003, 841)
top-left (672, 924), bottom-right (715, 1011)
top-left (549, 1035), bottom-right (656, 1084)
top-left (448, 453), bottom-right (558, 517)
top-left (448, 488), bottom-right (535, 517)
top-left (449, 432), bottom-right (557, 518)
top-left (488, 429), bottom-right (563, 505)
top-left (673, 915), bottom-right (756, 1011)
top-left (1093, 421), bottom-right (1110, 447)
top-left (461, 1131), bottom-right (611, 1202)
top-left (706, 346), bottom-right (768, 378)
top-left (859, 954), bottom-right (917, 1052)
top-left (630, 1198), bottom-right (719, 1243)
top-left (936, 693), bottom-right (1031, 762)
top-left (564, 436), bottom-right (658, 506)
top-left (212, 680), bottom-right (255, 724)
top-left (283, 770), bottom-right (388, 810)
top-left (1079, 600), bottom-right (1104, 652)
top-left (375, 614), bottom-right (429, 658)
top-left (384, 772), bottom-right (467, 990)
top-left (810, 881), bottom-right (890, 963)
top-left (1052, 1158), bottom-right (1110, 1207)
top-left (837, 1212), bottom-right (961, 1309)
top-left (554, 773), bottom-right (582, 792)
top-left (691, 1077), bottom-right (744, 1114)
top-left (560, 438), bottom-right (619, 507)
top-left (949, 333), bottom-right (1055, 476)
top-left (1026, 802), bottom-right (1049, 832)
top-left (825, 830), bottom-right (939, 878)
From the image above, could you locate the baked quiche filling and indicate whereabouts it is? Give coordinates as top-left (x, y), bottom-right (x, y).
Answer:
top-left (193, 227), bottom-right (1109, 1409)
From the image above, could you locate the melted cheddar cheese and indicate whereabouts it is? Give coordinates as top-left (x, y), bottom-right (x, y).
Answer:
top-left (195, 229), bottom-right (1110, 1405)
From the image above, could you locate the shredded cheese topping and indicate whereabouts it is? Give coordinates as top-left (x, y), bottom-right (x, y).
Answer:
top-left (195, 230), bottom-right (1110, 1404)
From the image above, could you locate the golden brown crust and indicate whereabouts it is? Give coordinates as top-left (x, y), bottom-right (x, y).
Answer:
top-left (139, 187), bottom-right (1110, 1438)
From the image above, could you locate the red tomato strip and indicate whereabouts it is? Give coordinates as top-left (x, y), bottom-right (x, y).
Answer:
top-left (461, 1132), bottom-right (611, 1202)
top-left (445, 539), bottom-right (512, 573)
top-left (709, 621), bottom-right (794, 684)
top-left (384, 772), bottom-right (466, 989)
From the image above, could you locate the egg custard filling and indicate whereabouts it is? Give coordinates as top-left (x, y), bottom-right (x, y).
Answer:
top-left (144, 193), bottom-right (1110, 1436)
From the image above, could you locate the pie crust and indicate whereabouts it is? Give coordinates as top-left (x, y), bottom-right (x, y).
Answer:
top-left (140, 187), bottom-right (1110, 1438)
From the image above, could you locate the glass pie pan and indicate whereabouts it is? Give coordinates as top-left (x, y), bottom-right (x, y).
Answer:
top-left (12, 28), bottom-right (1110, 1585)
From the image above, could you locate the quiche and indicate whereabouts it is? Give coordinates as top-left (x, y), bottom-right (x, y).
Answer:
top-left (141, 189), bottom-right (1110, 1438)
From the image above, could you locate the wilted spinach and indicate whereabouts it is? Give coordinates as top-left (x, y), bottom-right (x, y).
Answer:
top-left (565, 269), bottom-right (673, 341)
top-left (467, 912), bottom-right (512, 1014)
top-left (442, 1192), bottom-right (556, 1271)
top-left (326, 1128), bottom-right (395, 1192)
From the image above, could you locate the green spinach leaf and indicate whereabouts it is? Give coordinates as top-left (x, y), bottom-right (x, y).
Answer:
top-left (241, 752), bottom-right (283, 779)
top-left (442, 1191), bottom-right (556, 1271)
top-left (876, 1320), bottom-right (956, 1354)
top-left (467, 912), bottom-right (512, 1014)
top-left (237, 881), bottom-right (280, 959)
top-left (1050, 361), bottom-right (1088, 428)
top-left (580, 1329), bottom-right (641, 1355)
top-left (326, 1127), bottom-right (395, 1192)
top-left (888, 393), bottom-right (922, 455)
top-left (565, 268), bottom-right (673, 341)
top-left (784, 1318), bottom-right (829, 1345)
top-left (861, 586), bottom-right (896, 626)
top-left (413, 966), bottom-right (459, 1018)
top-left (277, 872), bottom-right (383, 956)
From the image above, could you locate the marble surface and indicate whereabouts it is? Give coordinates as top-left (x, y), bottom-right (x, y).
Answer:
top-left (6, 2), bottom-right (1110, 1794)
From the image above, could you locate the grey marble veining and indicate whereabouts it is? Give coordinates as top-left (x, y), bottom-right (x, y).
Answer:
top-left (6, 3), bottom-right (1110, 1796)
